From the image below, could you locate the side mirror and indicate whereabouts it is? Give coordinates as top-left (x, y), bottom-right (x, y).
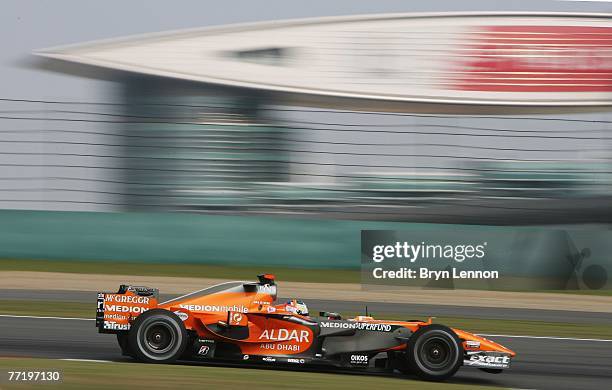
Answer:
top-left (319, 311), bottom-right (342, 320)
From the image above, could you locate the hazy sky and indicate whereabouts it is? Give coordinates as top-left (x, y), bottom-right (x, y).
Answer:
top-left (1, 0), bottom-right (611, 102)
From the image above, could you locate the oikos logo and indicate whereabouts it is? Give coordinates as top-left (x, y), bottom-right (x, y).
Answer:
top-left (350, 355), bottom-right (368, 365)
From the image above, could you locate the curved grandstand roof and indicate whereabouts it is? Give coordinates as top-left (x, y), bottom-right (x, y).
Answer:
top-left (35, 12), bottom-right (612, 107)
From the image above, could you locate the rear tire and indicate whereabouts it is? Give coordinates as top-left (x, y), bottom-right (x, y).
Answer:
top-left (128, 309), bottom-right (188, 363)
top-left (405, 324), bottom-right (462, 381)
top-left (116, 333), bottom-right (134, 358)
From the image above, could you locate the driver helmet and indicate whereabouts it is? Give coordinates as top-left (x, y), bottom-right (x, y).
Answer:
top-left (285, 299), bottom-right (309, 316)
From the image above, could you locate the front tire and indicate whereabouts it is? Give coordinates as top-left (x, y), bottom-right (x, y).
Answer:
top-left (128, 309), bottom-right (188, 363)
top-left (405, 324), bottom-right (462, 381)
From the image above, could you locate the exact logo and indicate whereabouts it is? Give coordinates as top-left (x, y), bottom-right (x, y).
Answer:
top-left (198, 346), bottom-right (210, 356)
top-left (467, 354), bottom-right (510, 368)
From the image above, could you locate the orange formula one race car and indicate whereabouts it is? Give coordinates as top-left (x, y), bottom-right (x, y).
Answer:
top-left (96, 274), bottom-right (515, 381)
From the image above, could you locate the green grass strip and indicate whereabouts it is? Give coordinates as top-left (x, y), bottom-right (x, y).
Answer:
top-left (0, 259), bottom-right (360, 283)
top-left (0, 357), bottom-right (498, 390)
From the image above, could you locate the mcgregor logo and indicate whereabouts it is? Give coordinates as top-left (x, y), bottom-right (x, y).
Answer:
top-left (258, 329), bottom-right (310, 343)
top-left (105, 295), bottom-right (150, 304)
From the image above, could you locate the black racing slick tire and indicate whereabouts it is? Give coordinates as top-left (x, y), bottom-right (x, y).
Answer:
top-left (405, 325), bottom-right (463, 381)
top-left (116, 333), bottom-right (135, 358)
top-left (128, 309), bottom-right (188, 364)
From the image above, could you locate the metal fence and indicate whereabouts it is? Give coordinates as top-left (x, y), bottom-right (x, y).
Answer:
top-left (1, 97), bottom-right (611, 224)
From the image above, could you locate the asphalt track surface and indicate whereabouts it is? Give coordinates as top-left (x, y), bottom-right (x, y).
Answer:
top-left (2, 288), bottom-right (612, 325)
top-left (1, 290), bottom-right (612, 389)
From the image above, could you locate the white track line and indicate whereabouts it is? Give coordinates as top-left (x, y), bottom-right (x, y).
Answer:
top-left (507, 388), bottom-right (537, 390)
top-left (0, 314), bottom-right (93, 321)
top-left (60, 359), bottom-right (112, 363)
top-left (478, 333), bottom-right (612, 342)
top-left (1, 314), bottom-right (611, 343)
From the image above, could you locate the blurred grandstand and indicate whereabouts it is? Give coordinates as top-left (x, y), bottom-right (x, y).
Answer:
top-left (1, 12), bottom-right (611, 225)
top-left (1, 89), bottom-right (611, 225)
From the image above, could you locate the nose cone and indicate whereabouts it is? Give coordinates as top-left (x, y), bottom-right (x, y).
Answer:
top-left (454, 329), bottom-right (516, 357)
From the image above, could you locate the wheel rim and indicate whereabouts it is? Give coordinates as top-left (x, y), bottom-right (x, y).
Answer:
top-left (418, 336), bottom-right (453, 370)
top-left (143, 322), bottom-right (175, 354)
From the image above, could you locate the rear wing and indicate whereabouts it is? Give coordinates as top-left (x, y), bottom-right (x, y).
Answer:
top-left (96, 285), bottom-right (159, 333)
